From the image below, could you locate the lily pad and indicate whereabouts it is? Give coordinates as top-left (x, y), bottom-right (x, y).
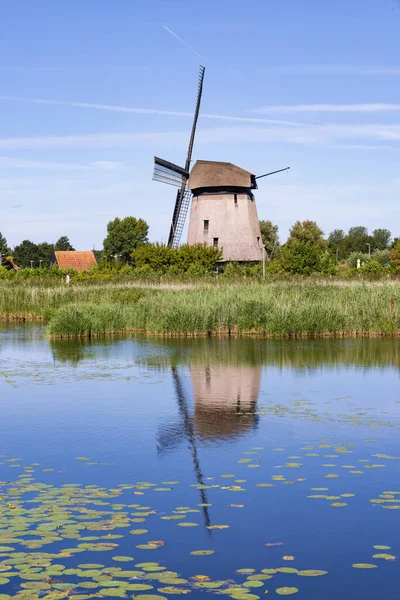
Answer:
top-left (276, 588), bottom-right (298, 595)
top-left (298, 570), bottom-right (327, 577)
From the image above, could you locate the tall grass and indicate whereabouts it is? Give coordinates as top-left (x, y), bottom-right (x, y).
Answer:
top-left (14, 279), bottom-right (399, 338)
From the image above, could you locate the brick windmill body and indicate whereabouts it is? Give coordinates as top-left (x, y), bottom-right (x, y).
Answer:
top-left (153, 66), bottom-right (289, 263)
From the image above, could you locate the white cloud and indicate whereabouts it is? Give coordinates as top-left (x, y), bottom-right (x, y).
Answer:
top-left (0, 96), bottom-right (311, 128)
top-left (0, 156), bottom-right (123, 170)
top-left (255, 104), bottom-right (400, 114)
top-left (258, 65), bottom-right (400, 76)
top-left (0, 124), bottom-right (399, 152)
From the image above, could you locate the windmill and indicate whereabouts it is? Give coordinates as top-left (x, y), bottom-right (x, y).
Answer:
top-left (153, 65), bottom-right (291, 257)
top-left (153, 65), bottom-right (206, 247)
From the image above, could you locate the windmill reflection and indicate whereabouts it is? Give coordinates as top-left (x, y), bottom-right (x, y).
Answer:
top-left (192, 365), bottom-right (261, 441)
top-left (157, 363), bottom-right (261, 530)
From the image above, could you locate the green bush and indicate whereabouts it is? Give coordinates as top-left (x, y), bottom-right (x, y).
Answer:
top-left (359, 260), bottom-right (384, 278)
top-left (131, 243), bottom-right (221, 274)
top-left (389, 241), bottom-right (400, 273)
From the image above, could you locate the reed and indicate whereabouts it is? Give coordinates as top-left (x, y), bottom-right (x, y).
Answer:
top-left (6, 279), bottom-right (395, 338)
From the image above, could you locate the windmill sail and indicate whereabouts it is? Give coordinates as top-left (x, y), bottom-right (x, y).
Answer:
top-left (152, 157), bottom-right (189, 188)
top-left (168, 188), bottom-right (193, 248)
top-left (152, 65), bottom-right (206, 247)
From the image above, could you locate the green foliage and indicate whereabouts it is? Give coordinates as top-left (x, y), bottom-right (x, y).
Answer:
top-left (55, 236), bottom-right (75, 251)
top-left (372, 228), bottom-right (391, 250)
top-left (389, 241), bottom-right (400, 272)
top-left (0, 232), bottom-right (9, 258)
top-left (259, 220), bottom-right (280, 258)
top-left (347, 249), bottom-right (390, 269)
top-left (103, 217), bottom-right (149, 262)
top-left (289, 220), bottom-right (325, 244)
top-left (279, 221), bottom-right (332, 274)
top-left (370, 249), bottom-right (390, 265)
top-left (347, 252), bottom-right (371, 269)
top-left (13, 240), bottom-right (54, 268)
top-left (327, 225), bottom-right (392, 261)
top-left (359, 259), bottom-right (384, 278)
top-left (131, 243), bottom-right (221, 274)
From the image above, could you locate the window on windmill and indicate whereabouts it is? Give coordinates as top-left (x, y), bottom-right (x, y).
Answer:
top-left (257, 236), bottom-right (260, 246)
top-left (234, 193), bottom-right (238, 205)
top-left (213, 238), bottom-right (219, 248)
top-left (204, 219), bottom-right (209, 231)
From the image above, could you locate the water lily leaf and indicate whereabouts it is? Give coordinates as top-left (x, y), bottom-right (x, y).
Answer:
top-left (133, 596), bottom-right (168, 600)
top-left (130, 530), bottom-right (148, 535)
top-left (177, 523), bottom-right (199, 527)
top-left (276, 588), bottom-right (298, 595)
top-left (298, 570), bottom-right (327, 577)
top-left (194, 582), bottom-right (223, 589)
top-left (158, 587), bottom-right (191, 594)
top-left (352, 564), bottom-right (377, 569)
top-left (190, 550), bottom-right (215, 556)
top-left (373, 546), bottom-right (391, 550)
top-left (126, 584), bottom-right (153, 591)
top-left (282, 556), bottom-right (295, 561)
top-left (112, 556), bottom-right (134, 562)
top-left (243, 581), bottom-right (264, 588)
top-left (99, 589), bottom-right (126, 597)
top-left (261, 570), bottom-right (277, 575)
top-left (277, 568), bottom-right (298, 574)
top-left (237, 569), bottom-right (256, 574)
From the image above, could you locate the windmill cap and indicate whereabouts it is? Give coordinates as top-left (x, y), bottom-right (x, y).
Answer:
top-left (188, 160), bottom-right (257, 191)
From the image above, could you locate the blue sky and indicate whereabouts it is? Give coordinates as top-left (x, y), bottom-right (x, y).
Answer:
top-left (1, 0), bottom-right (400, 249)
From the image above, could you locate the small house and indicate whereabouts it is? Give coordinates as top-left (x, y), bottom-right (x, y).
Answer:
top-left (3, 258), bottom-right (20, 271)
top-left (52, 251), bottom-right (97, 272)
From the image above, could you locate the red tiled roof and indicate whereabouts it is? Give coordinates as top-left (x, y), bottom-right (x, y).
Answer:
top-left (54, 251), bottom-right (97, 272)
top-left (7, 259), bottom-right (20, 270)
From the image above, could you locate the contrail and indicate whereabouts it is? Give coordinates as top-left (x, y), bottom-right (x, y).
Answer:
top-left (163, 25), bottom-right (208, 61)
top-left (0, 96), bottom-right (312, 127)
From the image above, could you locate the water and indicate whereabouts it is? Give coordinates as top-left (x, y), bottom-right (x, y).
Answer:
top-left (1, 325), bottom-right (400, 600)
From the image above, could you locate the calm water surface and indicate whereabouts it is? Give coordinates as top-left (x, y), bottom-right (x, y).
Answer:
top-left (1, 325), bottom-right (400, 600)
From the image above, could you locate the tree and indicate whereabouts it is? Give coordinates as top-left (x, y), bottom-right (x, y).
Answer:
top-left (259, 220), bottom-right (279, 259)
top-left (0, 232), bottom-right (9, 259)
top-left (389, 240), bottom-right (400, 272)
top-left (55, 236), bottom-right (75, 251)
top-left (327, 229), bottom-right (346, 260)
top-left (279, 220), bottom-right (333, 274)
top-left (13, 240), bottom-right (54, 268)
top-left (341, 225), bottom-right (372, 255)
top-left (372, 228), bottom-right (391, 250)
top-left (103, 217), bottom-right (149, 262)
top-left (13, 240), bottom-right (40, 268)
top-left (288, 220), bottom-right (325, 245)
top-left (37, 242), bottom-right (54, 267)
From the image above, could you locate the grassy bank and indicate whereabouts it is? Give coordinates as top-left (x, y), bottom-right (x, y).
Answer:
top-left (2, 279), bottom-right (400, 338)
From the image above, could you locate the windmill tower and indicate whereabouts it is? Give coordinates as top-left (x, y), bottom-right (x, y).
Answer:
top-left (153, 66), bottom-right (289, 261)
